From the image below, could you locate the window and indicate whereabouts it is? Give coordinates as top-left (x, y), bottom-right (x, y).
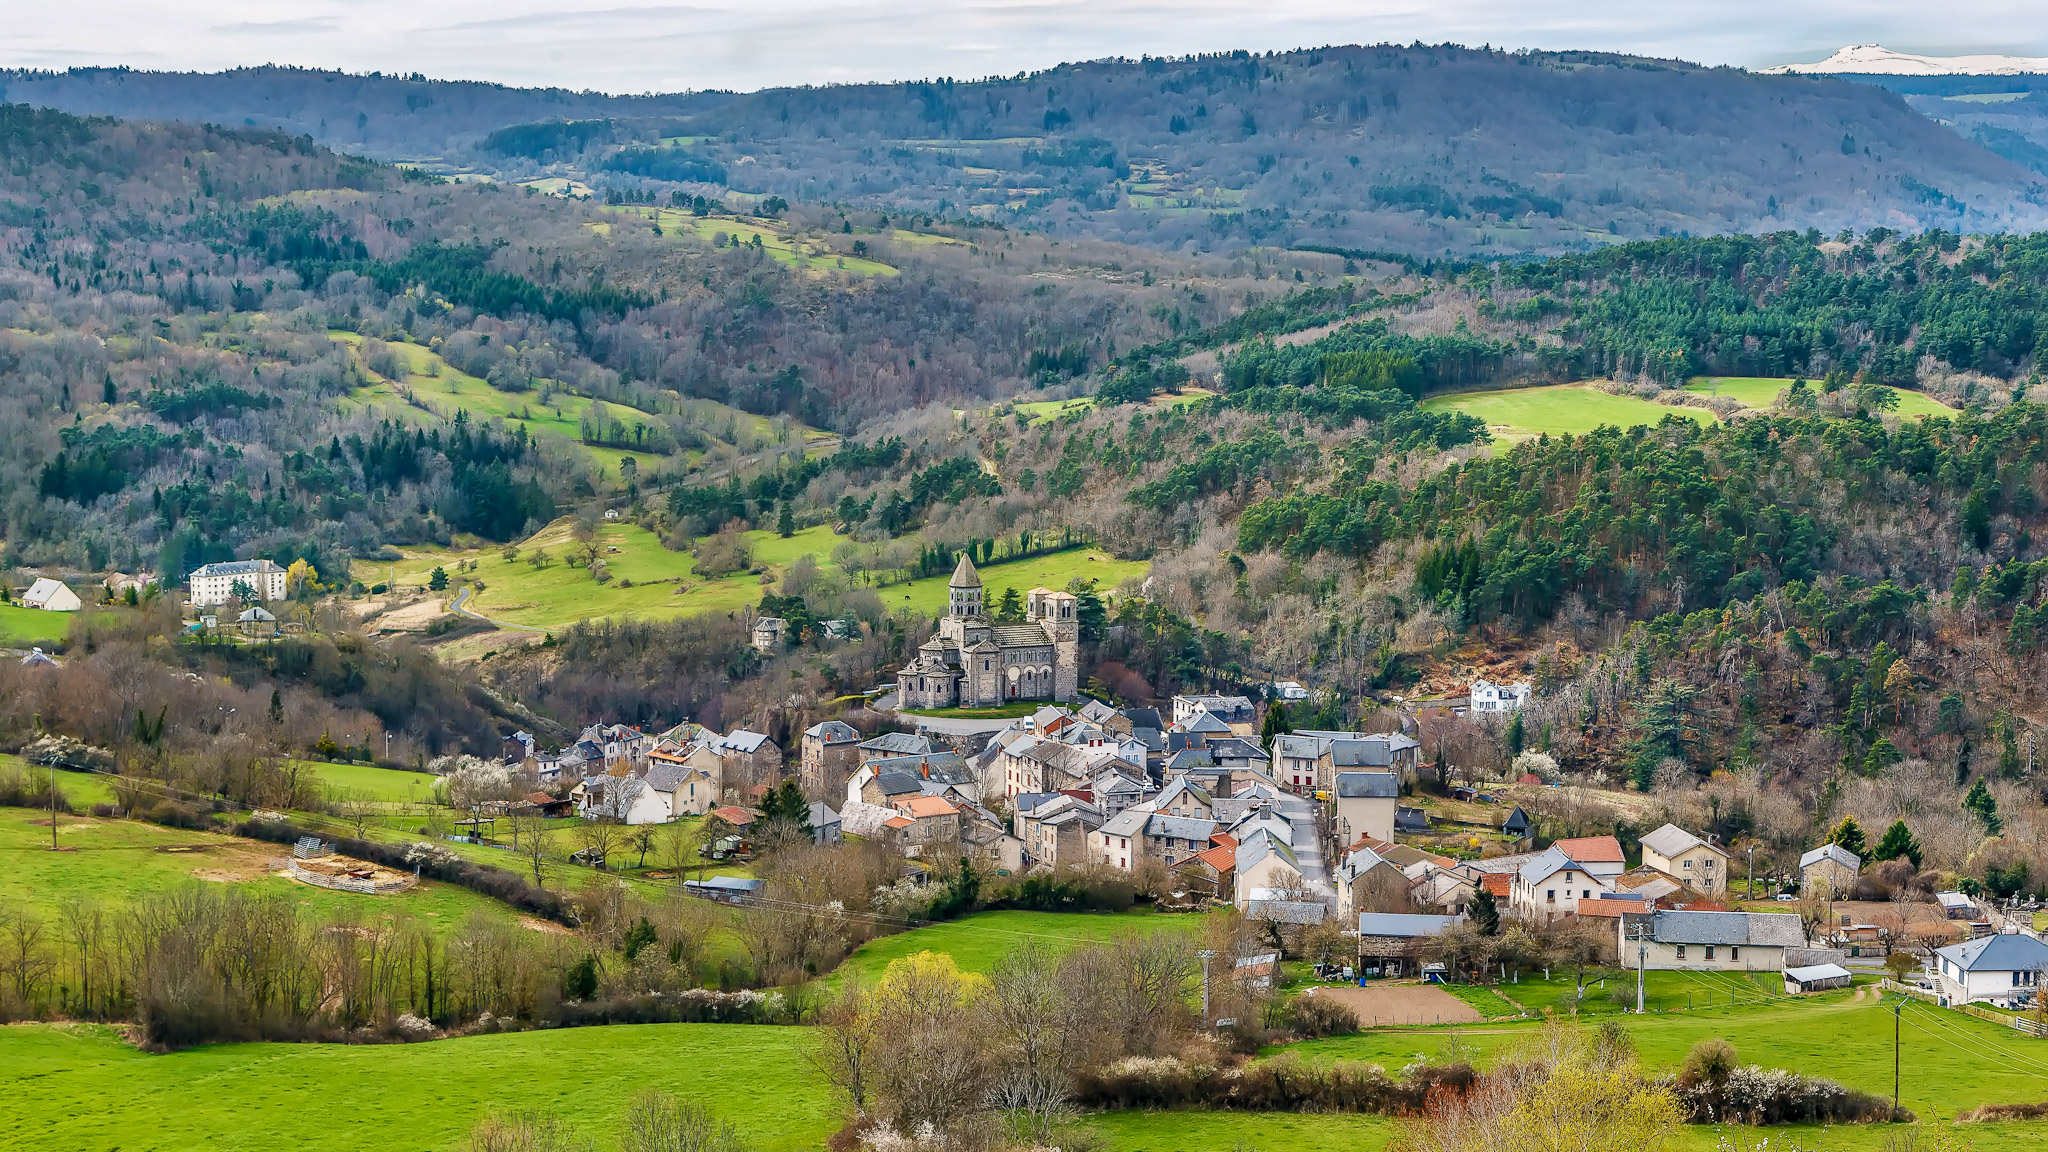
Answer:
top-left (1730, 947), bottom-right (1740, 961)
top-left (1583, 890), bottom-right (1591, 899)
top-left (1705, 946), bottom-right (1716, 960)
top-left (1546, 889), bottom-right (1556, 902)
top-left (1683, 859), bottom-right (1694, 870)
top-left (1676, 945), bottom-right (1687, 960)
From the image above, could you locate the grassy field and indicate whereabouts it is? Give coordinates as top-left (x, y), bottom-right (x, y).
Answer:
top-left (0, 602), bottom-right (69, 646)
top-left (1284, 985), bottom-right (2048, 1145)
top-left (304, 760), bottom-right (444, 804)
top-left (379, 518), bottom-right (1144, 631)
top-left (826, 909), bottom-right (1210, 989)
top-left (0, 1022), bottom-right (838, 1152)
top-left (1421, 384), bottom-right (1717, 439)
top-left (606, 206), bottom-right (901, 277)
top-left (1685, 376), bottom-right (1957, 418)
top-left (1009, 387), bottom-right (1213, 427)
top-left (332, 331), bottom-right (673, 475)
top-left (0, 805), bottom-right (515, 934)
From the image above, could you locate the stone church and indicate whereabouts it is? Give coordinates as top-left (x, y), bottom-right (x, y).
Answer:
top-left (898, 555), bottom-right (1080, 708)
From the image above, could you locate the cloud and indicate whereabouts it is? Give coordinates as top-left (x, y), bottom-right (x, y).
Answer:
top-left (5, 0), bottom-right (2048, 93)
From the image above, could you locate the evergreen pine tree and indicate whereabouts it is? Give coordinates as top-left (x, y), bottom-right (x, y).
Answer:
top-left (102, 374), bottom-right (116, 405)
top-left (1260, 701), bottom-right (1292, 751)
top-left (1470, 886), bottom-right (1500, 936)
top-left (1964, 778), bottom-right (2003, 835)
top-left (1871, 819), bottom-right (1923, 870)
top-left (267, 688), bottom-right (283, 725)
top-left (1506, 712), bottom-right (1526, 756)
top-left (1826, 816), bottom-right (1868, 858)
top-left (776, 501), bottom-right (794, 538)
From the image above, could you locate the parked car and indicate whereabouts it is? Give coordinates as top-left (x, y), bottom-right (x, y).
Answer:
top-left (1773, 893), bottom-right (1798, 902)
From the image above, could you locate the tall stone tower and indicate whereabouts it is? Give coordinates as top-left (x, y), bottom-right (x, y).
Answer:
top-left (1031, 589), bottom-right (1080, 701)
top-left (938, 553), bottom-right (990, 651)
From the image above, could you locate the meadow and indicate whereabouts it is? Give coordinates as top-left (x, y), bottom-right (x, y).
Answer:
top-left (332, 331), bottom-right (674, 474)
top-left (1685, 376), bottom-right (1957, 417)
top-left (380, 518), bottom-right (1145, 631)
top-left (0, 804), bottom-right (516, 935)
top-left (0, 602), bottom-right (68, 647)
top-left (823, 907), bottom-right (1211, 989)
top-left (604, 206), bottom-right (901, 277)
top-left (1420, 384), bottom-right (1716, 439)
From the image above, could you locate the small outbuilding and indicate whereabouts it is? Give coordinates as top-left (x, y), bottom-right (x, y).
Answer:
top-left (1783, 963), bottom-right (1854, 995)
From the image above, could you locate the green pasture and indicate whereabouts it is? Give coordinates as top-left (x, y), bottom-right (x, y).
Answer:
top-left (1686, 376), bottom-right (1956, 418)
top-left (0, 1022), bottom-right (836, 1152)
top-left (826, 908), bottom-right (1210, 990)
top-left (885, 549), bottom-right (1148, 618)
top-left (900, 701), bottom-right (1045, 719)
top-left (0, 602), bottom-right (69, 646)
top-left (1488, 966), bottom-right (1796, 1017)
top-left (1421, 384), bottom-right (1717, 438)
top-left (1089, 1110), bottom-right (1398, 1151)
top-left (332, 331), bottom-right (673, 474)
top-left (609, 207), bottom-right (900, 277)
top-left (383, 517), bottom-right (1141, 631)
top-left (0, 805), bottom-right (514, 935)
top-left (305, 760), bottom-right (444, 805)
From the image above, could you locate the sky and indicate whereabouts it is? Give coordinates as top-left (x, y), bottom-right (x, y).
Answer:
top-left (7, 1), bottom-right (2048, 94)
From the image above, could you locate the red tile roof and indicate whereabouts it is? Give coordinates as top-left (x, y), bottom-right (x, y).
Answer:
top-left (1189, 845), bottom-right (1237, 874)
top-left (711, 806), bottom-right (757, 825)
top-left (1553, 835), bottom-right (1625, 863)
top-left (1480, 873), bottom-right (1511, 897)
top-left (1573, 898), bottom-right (1644, 919)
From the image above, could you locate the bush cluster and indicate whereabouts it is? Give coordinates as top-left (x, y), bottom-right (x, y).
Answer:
top-left (1072, 1054), bottom-right (1475, 1114)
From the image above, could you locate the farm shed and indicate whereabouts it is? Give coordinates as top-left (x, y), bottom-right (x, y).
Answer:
top-left (1784, 963), bottom-right (1854, 994)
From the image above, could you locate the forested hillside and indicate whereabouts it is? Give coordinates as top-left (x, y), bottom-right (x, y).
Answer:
top-left (9, 47), bottom-right (2045, 257)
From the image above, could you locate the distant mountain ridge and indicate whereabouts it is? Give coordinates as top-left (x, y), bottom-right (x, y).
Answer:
top-left (1765, 44), bottom-right (2048, 77)
top-left (6, 47), bottom-right (2047, 256)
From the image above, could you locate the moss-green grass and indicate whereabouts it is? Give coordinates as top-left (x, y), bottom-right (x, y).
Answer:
top-left (0, 1022), bottom-right (836, 1152)
top-left (382, 518), bottom-right (1142, 631)
top-left (826, 909), bottom-right (1209, 990)
top-left (899, 702), bottom-right (1045, 719)
top-left (1685, 376), bottom-right (1957, 419)
top-left (608, 206), bottom-right (900, 277)
top-left (884, 549), bottom-right (1149, 618)
top-left (0, 805), bottom-right (514, 935)
top-left (305, 760), bottom-right (443, 804)
top-left (1085, 1110), bottom-right (1397, 1151)
top-left (1421, 384), bottom-right (1717, 439)
top-left (332, 332), bottom-right (672, 474)
top-left (1282, 986), bottom-right (2048, 1142)
top-left (0, 602), bottom-right (69, 646)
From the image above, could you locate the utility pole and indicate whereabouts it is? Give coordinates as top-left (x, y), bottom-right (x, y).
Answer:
top-left (1892, 993), bottom-right (1903, 1117)
top-left (1631, 922), bottom-right (1649, 1013)
top-left (48, 754), bottom-right (58, 851)
top-left (1197, 950), bottom-right (1217, 1025)
top-left (1746, 845), bottom-right (1755, 900)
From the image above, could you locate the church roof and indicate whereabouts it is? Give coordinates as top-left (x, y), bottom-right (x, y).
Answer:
top-left (949, 554), bottom-right (983, 589)
top-left (994, 625), bottom-right (1054, 647)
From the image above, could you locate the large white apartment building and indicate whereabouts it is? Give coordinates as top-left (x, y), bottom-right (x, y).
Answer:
top-left (188, 559), bottom-right (287, 607)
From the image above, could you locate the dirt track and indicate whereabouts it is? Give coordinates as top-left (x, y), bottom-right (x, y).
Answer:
top-left (1297, 982), bottom-right (1482, 1027)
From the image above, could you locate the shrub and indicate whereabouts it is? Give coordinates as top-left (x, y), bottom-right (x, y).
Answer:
top-left (1671, 1063), bottom-right (1909, 1125)
top-left (1287, 993), bottom-right (1361, 1038)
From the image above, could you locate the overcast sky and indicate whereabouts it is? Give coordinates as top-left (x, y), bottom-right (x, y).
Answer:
top-left (8, 1), bottom-right (2048, 93)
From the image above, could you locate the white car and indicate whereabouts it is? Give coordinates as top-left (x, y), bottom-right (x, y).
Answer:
top-left (1772, 893), bottom-right (1798, 902)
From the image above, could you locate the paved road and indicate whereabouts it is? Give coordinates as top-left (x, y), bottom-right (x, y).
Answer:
top-left (1272, 788), bottom-right (1336, 903)
top-left (448, 586), bottom-right (545, 633)
top-left (874, 694), bottom-right (1022, 736)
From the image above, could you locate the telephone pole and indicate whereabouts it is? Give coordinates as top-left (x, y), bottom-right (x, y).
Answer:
top-left (1630, 922), bottom-right (1649, 1013)
top-left (1892, 993), bottom-right (1904, 1116)
top-left (1197, 950), bottom-right (1217, 1025)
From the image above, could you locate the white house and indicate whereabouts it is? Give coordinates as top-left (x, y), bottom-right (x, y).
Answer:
top-left (1233, 831), bottom-right (1305, 909)
top-left (187, 559), bottom-right (287, 607)
top-left (21, 578), bottom-right (81, 612)
top-left (1931, 932), bottom-right (2048, 1007)
top-left (1271, 681), bottom-right (1310, 701)
top-left (1619, 910), bottom-right (1806, 972)
top-left (1089, 803), bottom-right (1152, 871)
top-left (1639, 823), bottom-right (1730, 897)
top-left (1469, 678), bottom-right (1531, 715)
top-left (1509, 846), bottom-right (1614, 923)
top-left (1331, 771), bottom-right (1399, 845)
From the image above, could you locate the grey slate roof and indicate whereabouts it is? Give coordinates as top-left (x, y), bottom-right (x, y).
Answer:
top-left (859, 732), bottom-right (934, 756)
top-left (1181, 711), bottom-right (1233, 735)
top-left (1650, 910), bottom-right (1805, 948)
top-left (1800, 843), bottom-right (1861, 871)
top-left (871, 770), bottom-right (924, 797)
top-left (1145, 814), bottom-right (1218, 841)
top-left (1357, 912), bottom-right (1463, 938)
top-left (1936, 931), bottom-right (2048, 972)
top-left (1641, 823), bottom-right (1722, 858)
top-left (805, 721), bottom-right (861, 743)
top-left (190, 559), bottom-right (284, 577)
top-left (1335, 771), bottom-right (1400, 799)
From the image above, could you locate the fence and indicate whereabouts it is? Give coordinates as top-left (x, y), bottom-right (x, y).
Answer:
top-left (1881, 977), bottom-right (2048, 1036)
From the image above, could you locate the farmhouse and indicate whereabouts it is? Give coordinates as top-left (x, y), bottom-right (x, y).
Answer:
top-left (750, 616), bottom-right (787, 653)
top-left (1639, 823), bottom-right (1730, 898)
top-left (187, 559), bottom-right (287, 607)
top-left (1799, 843), bottom-right (1861, 898)
top-left (1356, 912), bottom-right (1464, 977)
top-left (21, 578), bottom-right (81, 612)
top-left (1509, 846), bottom-right (1615, 923)
top-left (897, 558), bottom-right (1080, 708)
top-left (1930, 931), bottom-right (2048, 1008)
top-left (1620, 910), bottom-right (1805, 971)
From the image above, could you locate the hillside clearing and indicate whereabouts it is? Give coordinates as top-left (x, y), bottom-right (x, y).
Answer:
top-left (1420, 384), bottom-right (1716, 438)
